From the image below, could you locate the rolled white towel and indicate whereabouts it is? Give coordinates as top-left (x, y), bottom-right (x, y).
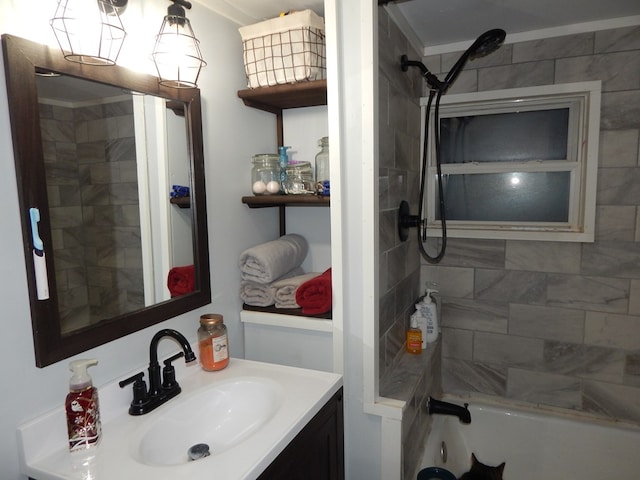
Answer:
top-left (240, 280), bottom-right (276, 307)
top-left (239, 234), bottom-right (308, 284)
top-left (239, 267), bottom-right (305, 307)
top-left (272, 272), bottom-right (321, 309)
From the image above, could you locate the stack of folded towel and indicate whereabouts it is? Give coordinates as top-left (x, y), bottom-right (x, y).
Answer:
top-left (239, 235), bottom-right (333, 314)
top-left (239, 234), bottom-right (312, 308)
top-left (239, 234), bottom-right (308, 284)
top-left (272, 272), bottom-right (322, 308)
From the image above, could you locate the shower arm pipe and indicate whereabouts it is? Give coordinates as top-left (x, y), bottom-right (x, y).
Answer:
top-left (400, 55), bottom-right (447, 92)
top-left (400, 55), bottom-right (465, 94)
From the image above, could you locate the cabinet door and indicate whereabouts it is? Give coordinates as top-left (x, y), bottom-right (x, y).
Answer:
top-left (258, 388), bottom-right (344, 480)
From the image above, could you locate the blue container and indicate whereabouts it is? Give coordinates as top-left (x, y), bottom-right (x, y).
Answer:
top-left (417, 466), bottom-right (457, 480)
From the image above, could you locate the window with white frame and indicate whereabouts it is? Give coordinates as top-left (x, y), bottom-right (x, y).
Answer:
top-left (424, 81), bottom-right (601, 242)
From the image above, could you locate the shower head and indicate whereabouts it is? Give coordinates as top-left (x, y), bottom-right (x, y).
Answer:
top-left (443, 28), bottom-right (506, 91)
top-left (467, 29), bottom-right (506, 60)
top-left (400, 28), bottom-right (506, 93)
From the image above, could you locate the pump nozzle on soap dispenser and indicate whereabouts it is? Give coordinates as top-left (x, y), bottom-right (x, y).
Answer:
top-left (66, 359), bottom-right (102, 451)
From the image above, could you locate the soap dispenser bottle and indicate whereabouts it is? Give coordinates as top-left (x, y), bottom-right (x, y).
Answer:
top-left (420, 290), bottom-right (439, 343)
top-left (66, 359), bottom-right (102, 452)
top-left (278, 145), bottom-right (291, 193)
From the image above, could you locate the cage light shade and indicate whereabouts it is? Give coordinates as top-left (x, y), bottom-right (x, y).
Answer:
top-left (50, 0), bottom-right (126, 66)
top-left (152, 14), bottom-right (206, 88)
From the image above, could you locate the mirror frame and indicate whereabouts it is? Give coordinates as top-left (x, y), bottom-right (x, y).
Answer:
top-left (2, 34), bottom-right (211, 367)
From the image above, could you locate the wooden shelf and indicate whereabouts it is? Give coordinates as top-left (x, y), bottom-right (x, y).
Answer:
top-left (243, 304), bottom-right (332, 320)
top-left (239, 80), bottom-right (329, 234)
top-left (170, 196), bottom-right (190, 208)
top-left (237, 80), bottom-right (327, 114)
top-left (242, 194), bottom-right (330, 208)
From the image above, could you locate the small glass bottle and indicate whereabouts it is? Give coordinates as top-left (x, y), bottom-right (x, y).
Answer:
top-left (198, 314), bottom-right (229, 371)
top-left (406, 314), bottom-right (422, 354)
top-left (315, 136), bottom-right (330, 183)
top-left (251, 154), bottom-right (281, 195)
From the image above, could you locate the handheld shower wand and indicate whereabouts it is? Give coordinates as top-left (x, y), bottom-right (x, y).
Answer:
top-left (400, 29), bottom-right (505, 94)
top-left (399, 29), bottom-right (506, 264)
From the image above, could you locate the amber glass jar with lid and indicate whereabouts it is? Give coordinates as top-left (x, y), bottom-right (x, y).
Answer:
top-left (198, 314), bottom-right (229, 371)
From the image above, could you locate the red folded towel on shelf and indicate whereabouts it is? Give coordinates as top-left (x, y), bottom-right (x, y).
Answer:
top-left (295, 268), bottom-right (332, 315)
top-left (167, 265), bottom-right (195, 297)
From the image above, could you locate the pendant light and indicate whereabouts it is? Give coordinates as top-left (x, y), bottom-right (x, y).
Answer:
top-left (50, 0), bottom-right (128, 66)
top-left (152, 0), bottom-right (206, 88)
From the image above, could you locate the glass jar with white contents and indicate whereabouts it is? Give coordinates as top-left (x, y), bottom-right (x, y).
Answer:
top-left (251, 154), bottom-right (281, 195)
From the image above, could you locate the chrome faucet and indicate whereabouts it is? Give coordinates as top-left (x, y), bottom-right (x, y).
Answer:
top-left (119, 329), bottom-right (197, 415)
top-left (427, 397), bottom-right (471, 424)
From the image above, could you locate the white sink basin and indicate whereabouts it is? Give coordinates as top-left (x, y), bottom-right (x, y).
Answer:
top-left (135, 377), bottom-right (282, 466)
top-left (18, 358), bottom-right (342, 480)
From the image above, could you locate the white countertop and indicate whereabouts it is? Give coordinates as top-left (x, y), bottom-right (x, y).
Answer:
top-left (18, 358), bottom-right (343, 480)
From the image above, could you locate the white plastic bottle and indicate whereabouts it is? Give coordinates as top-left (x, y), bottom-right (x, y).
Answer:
top-left (420, 290), bottom-right (439, 343)
top-left (412, 308), bottom-right (428, 349)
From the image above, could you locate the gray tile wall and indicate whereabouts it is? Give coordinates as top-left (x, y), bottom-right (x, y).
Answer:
top-left (379, 8), bottom-right (443, 479)
top-left (422, 26), bottom-right (640, 424)
top-left (378, 3), bottom-right (423, 380)
top-left (40, 99), bottom-right (143, 333)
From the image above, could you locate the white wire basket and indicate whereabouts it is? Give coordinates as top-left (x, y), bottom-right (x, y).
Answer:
top-left (239, 10), bottom-right (326, 89)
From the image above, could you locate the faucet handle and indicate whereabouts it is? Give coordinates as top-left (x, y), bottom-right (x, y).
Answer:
top-left (119, 372), bottom-right (148, 405)
top-left (164, 351), bottom-right (184, 366)
top-left (162, 352), bottom-right (184, 390)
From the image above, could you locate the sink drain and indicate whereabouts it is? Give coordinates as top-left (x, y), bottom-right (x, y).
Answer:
top-left (188, 443), bottom-right (211, 461)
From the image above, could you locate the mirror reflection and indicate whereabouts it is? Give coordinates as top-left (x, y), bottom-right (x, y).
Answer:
top-left (2, 33), bottom-right (210, 367)
top-left (36, 74), bottom-right (194, 334)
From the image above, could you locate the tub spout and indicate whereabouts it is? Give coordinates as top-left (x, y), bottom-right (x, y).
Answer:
top-left (428, 397), bottom-right (471, 424)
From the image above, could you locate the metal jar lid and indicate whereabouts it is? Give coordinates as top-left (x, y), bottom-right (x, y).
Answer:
top-left (200, 313), bottom-right (223, 325)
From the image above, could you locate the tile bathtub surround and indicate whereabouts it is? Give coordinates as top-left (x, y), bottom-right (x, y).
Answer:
top-left (378, 8), bottom-right (424, 377)
top-left (40, 99), bottom-right (143, 333)
top-left (422, 25), bottom-right (640, 425)
top-left (379, 8), bottom-right (445, 479)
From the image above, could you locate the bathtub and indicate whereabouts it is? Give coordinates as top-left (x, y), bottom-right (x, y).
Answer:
top-left (419, 396), bottom-right (640, 479)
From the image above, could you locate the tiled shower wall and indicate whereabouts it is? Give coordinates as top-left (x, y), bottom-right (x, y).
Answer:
top-left (379, 8), bottom-right (443, 479)
top-left (422, 26), bottom-right (640, 424)
top-left (40, 98), bottom-right (143, 332)
top-left (378, 6), bottom-right (423, 378)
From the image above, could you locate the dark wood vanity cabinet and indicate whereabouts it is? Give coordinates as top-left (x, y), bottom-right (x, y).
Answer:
top-left (258, 388), bottom-right (344, 480)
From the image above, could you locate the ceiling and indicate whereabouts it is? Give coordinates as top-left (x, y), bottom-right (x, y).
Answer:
top-left (199, 0), bottom-right (640, 54)
top-left (387, 0), bottom-right (640, 54)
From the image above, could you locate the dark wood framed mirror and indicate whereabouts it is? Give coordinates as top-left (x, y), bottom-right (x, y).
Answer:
top-left (2, 34), bottom-right (210, 367)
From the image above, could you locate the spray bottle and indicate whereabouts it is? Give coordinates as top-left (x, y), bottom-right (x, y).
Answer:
top-left (278, 146), bottom-right (291, 193)
top-left (66, 359), bottom-right (102, 451)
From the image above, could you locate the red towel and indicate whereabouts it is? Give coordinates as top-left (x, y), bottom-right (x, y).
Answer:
top-left (295, 268), bottom-right (332, 315)
top-left (167, 265), bottom-right (195, 297)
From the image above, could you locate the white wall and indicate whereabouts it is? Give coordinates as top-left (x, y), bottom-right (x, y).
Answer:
top-left (0, 2), bottom-right (279, 478)
top-left (331, 0), bottom-right (384, 479)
